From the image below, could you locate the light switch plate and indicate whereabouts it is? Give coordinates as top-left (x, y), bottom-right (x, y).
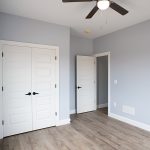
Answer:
top-left (113, 102), bottom-right (117, 108)
top-left (114, 80), bottom-right (118, 85)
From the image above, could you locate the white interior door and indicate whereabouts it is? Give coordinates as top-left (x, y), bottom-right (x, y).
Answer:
top-left (76, 56), bottom-right (96, 114)
top-left (32, 48), bottom-right (56, 130)
top-left (3, 45), bottom-right (32, 137)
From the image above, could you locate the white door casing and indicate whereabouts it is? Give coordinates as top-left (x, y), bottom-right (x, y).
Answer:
top-left (76, 56), bottom-right (96, 114)
top-left (32, 48), bottom-right (56, 130)
top-left (3, 45), bottom-right (32, 137)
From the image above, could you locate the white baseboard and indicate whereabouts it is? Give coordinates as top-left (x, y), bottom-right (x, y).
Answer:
top-left (98, 103), bottom-right (108, 108)
top-left (109, 112), bottom-right (150, 132)
top-left (56, 118), bottom-right (70, 126)
top-left (70, 109), bottom-right (75, 114)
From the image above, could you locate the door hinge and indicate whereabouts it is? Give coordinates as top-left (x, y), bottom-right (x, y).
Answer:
top-left (55, 56), bottom-right (57, 60)
top-left (55, 112), bottom-right (57, 116)
top-left (2, 86), bottom-right (3, 92)
top-left (55, 84), bottom-right (57, 88)
top-left (2, 52), bottom-right (3, 58)
top-left (2, 120), bottom-right (4, 126)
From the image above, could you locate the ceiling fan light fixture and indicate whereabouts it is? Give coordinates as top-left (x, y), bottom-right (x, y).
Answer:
top-left (97, 0), bottom-right (110, 11)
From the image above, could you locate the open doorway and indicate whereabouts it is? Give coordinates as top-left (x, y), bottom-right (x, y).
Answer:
top-left (75, 53), bottom-right (110, 116)
top-left (95, 52), bottom-right (110, 116)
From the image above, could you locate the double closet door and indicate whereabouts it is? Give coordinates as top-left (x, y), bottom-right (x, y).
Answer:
top-left (3, 44), bottom-right (57, 137)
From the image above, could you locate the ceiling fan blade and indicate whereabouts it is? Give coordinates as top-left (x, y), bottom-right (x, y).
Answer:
top-left (110, 1), bottom-right (128, 15)
top-left (62, 0), bottom-right (94, 2)
top-left (86, 5), bottom-right (99, 19)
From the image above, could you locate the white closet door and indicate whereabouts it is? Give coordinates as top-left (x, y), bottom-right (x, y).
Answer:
top-left (32, 48), bottom-right (56, 130)
top-left (76, 56), bottom-right (96, 114)
top-left (3, 45), bottom-right (32, 137)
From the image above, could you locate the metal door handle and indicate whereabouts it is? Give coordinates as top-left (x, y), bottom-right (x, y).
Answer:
top-left (25, 92), bottom-right (31, 96)
top-left (77, 86), bottom-right (82, 89)
top-left (33, 92), bottom-right (39, 95)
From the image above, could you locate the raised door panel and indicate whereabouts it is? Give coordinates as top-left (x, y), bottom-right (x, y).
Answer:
top-left (3, 45), bottom-right (32, 137)
top-left (32, 48), bottom-right (56, 130)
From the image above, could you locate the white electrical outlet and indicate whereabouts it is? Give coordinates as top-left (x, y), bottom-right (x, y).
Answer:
top-left (122, 105), bottom-right (135, 116)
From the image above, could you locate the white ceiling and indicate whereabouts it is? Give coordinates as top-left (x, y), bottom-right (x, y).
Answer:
top-left (0, 0), bottom-right (150, 39)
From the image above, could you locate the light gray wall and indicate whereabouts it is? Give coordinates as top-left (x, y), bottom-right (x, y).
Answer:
top-left (97, 56), bottom-right (108, 106)
top-left (94, 20), bottom-right (150, 125)
top-left (0, 13), bottom-right (70, 121)
top-left (70, 35), bottom-right (93, 112)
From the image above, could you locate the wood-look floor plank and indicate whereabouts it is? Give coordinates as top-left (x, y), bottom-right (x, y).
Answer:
top-left (0, 140), bottom-right (3, 150)
top-left (1, 109), bottom-right (150, 150)
top-left (79, 111), bottom-right (150, 149)
top-left (74, 112), bottom-right (149, 150)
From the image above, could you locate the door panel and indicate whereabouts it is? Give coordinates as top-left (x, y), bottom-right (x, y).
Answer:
top-left (32, 48), bottom-right (56, 130)
top-left (77, 56), bottom-right (96, 114)
top-left (3, 45), bottom-right (32, 137)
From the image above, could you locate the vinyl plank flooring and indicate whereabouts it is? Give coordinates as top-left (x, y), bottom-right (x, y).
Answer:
top-left (0, 140), bottom-right (3, 150)
top-left (1, 110), bottom-right (150, 150)
top-left (75, 112), bottom-right (150, 150)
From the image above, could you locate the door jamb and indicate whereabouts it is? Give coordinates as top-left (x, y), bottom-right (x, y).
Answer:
top-left (94, 52), bottom-right (111, 115)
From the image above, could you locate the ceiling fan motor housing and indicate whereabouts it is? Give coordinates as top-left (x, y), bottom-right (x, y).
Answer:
top-left (97, 0), bottom-right (110, 10)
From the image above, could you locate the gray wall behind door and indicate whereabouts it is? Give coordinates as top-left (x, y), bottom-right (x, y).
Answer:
top-left (97, 56), bottom-right (108, 106)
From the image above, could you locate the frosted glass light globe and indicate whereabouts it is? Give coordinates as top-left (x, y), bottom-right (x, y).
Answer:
top-left (97, 0), bottom-right (110, 10)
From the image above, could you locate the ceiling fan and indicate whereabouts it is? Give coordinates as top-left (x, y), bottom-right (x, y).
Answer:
top-left (62, 0), bottom-right (129, 19)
